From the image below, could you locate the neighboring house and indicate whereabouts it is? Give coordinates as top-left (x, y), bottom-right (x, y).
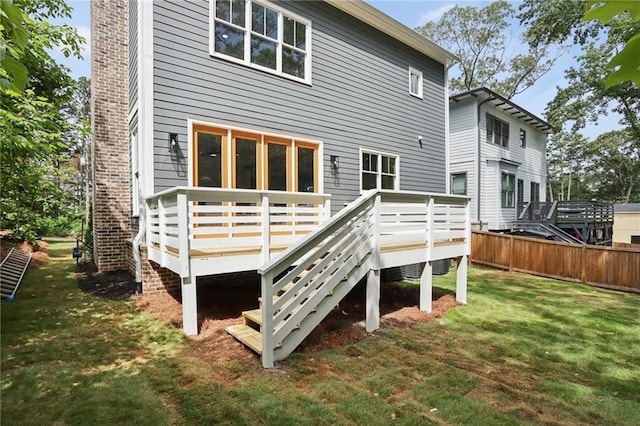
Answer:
top-left (448, 87), bottom-right (552, 231)
top-left (92, 0), bottom-right (471, 367)
top-left (613, 204), bottom-right (640, 246)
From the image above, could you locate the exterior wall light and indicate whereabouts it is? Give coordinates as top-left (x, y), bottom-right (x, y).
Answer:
top-left (169, 133), bottom-right (179, 153)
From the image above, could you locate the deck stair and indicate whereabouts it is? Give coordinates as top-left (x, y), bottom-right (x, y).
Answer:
top-left (1, 248), bottom-right (32, 300)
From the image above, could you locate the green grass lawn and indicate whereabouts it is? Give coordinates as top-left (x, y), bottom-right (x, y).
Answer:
top-left (2, 241), bottom-right (639, 425)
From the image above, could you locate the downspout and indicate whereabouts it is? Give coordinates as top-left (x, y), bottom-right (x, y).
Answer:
top-left (476, 96), bottom-right (495, 228)
top-left (132, 193), bottom-right (145, 294)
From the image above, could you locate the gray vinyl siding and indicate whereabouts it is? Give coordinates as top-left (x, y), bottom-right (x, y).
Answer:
top-left (129, 0), bottom-right (138, 111)
top-left (151, 0), bottom-right (446, 211)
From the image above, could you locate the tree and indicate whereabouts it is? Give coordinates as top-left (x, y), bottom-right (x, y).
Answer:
top-left (583, 130), bottom-right (640, 203)
top-left (582, 0), bottom-right (640, 88)
top-left (416, 0), bottom-right (557, 98)
top-left (0, 0), bottom-right (86, 241)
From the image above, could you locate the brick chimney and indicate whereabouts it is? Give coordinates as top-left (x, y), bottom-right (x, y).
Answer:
top-left (90, 0), bottom-right (130, 271)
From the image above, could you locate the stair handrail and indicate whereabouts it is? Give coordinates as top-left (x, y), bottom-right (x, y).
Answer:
top-left (258, 190), bottom-right (378, 368)
top-left (546, 201), bottom-right (558, 224)
top-left (518, 202), bottom-right (531, 221)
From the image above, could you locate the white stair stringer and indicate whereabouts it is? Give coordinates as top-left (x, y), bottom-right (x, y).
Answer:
top-left (273, 247), bottom-right (374, 361)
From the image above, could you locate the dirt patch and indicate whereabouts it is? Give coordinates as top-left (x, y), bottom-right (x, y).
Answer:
top-left (76, 261), bottom-right (136, 301)
top-left (0, 238), bottom-right (49, 267)
top-left (135, 278), bottom-right (459, 370)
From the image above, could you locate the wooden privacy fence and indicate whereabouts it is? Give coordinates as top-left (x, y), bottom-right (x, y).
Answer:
top-left (471, 231), bottom-right (640, 293)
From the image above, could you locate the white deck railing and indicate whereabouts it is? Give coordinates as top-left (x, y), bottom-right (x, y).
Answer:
top-left (145, 187), bottom-right (331, 278)
top-left (257, 190), bottom-right (471, 367)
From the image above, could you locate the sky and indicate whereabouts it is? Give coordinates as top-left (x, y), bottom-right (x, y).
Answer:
top-left (55, 0), bottom-right (621, 140)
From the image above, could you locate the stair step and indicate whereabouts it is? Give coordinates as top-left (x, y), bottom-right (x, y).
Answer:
top-left (242, 309), bottom-right (262, 329)
top-left (226, 324), bottom-right (262, 354)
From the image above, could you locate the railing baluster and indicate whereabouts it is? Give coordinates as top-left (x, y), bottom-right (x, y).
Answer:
top-left (261, 271), bottom-right (275, 368)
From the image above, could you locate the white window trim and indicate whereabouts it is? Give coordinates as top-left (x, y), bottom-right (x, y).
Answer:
top-left (408, 67), bottom-right (423, 99)
top-left (209, 0), bottom-right (312, 85)
top-left (501, 171), bottom-right (516, 209)
top-left (359, 148), bottom-right (400, 193)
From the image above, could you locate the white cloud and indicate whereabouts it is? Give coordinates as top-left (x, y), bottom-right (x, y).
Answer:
top-left (417, 4), bottom-right (454, 26)
top-left (75, 25), bottom-right (91, 57)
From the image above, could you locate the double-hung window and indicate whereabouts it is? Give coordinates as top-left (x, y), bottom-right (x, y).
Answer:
top-left (409, 67), bottom-right (423, 98)
top-left (501, 172), bottom-right (516, 208)
top-left (212, 0), bottom-right (310, 83)
top-left (361, 150), bottom-right (398, 191)
top-left (487, 114), bottom-right (509, 147)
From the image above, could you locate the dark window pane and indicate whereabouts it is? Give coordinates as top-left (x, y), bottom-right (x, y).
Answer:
top-left (231, 0), bottom-right (245, 26)
top-left (236, 138), bottom-right (256, 189)
top-left (283, 17), bottom-right (294, 45)
top-left (382, 156), bottom-right (395, 174)
top-left (268, 144), bottom-right (287, 191)
top-left (251, 36), bottom-right (276, 69)
top-left (362, 173), bottom-right (377, 190)
top-left (216, 0), bottom-right (230, 21)
top-left (252, 3), bottom-right (264, 34)
top-left (198, 133), bottom-right (222, 188)
top-left (265, 8), bottom-right (278, 39)
top-left (296, 21), bottom-right (306, 49)
top-left (297, 147), bottom-right (315, 192)
top-left (283, 47), bottom-right (305, 78)
top-left (215, 22), bottom-right (244, 59)
top-left (382, 175), bottom-right (395, 189)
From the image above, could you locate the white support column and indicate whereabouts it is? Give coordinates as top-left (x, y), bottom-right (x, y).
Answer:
top-left (158, 196), bottom-right (167, 267)
top-left (181, 275), bottom-right (198, 335)
top-left (366, 268), bottom-right (380, 332)
top-left (420, 261), bottom-right (433, 312)
top-left (177, 191), bottom-right (190, 278)
top-left (261, 194), bottom-right (270, 263)
top-left (456, 255), bottom-right (468, 304)
top-left (261, 271), bottom-right (275, 368)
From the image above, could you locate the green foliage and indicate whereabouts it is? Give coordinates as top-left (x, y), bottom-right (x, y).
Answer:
top-left (0, 0), bottom-right (88, 242)
top-left (416, 1), bottom-right (557, 98)
top-left (583, 0), bottom-right (640, 87)
top-left (547, 130), bottom-right (639, 202)
top-left (83, 204), bottom-right (94, 258)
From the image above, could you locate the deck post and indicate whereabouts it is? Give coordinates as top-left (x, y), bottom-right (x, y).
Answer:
top-left (366, 268), bottom-right (380, 332)
top-left (181, 275), bottom-right (198, 335)
top-left (456, 255), bottom-right (468, 304)
top-left (261, 194), bottom-right (270, 263)
top-left (261, 271), bottom-right (275, 368)
top-left (420, 261), bottom-right (433, 312)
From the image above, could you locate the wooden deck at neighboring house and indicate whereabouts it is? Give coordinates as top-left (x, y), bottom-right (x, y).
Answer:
top-left (144, 187), bottom-right (471, 367)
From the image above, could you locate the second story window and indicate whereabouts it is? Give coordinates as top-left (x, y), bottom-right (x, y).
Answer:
top-left (409, 67), bottom-right (423, 98)
top-left (212, 0), bottom-right (311, 83)
top-left (486, 113), bottom-right (509, 148)
top-left (520, 128), bottom-right (527, 147)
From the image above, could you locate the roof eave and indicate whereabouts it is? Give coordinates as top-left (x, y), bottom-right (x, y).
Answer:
top-left (324, 0), bottom-right (459, 67)
top-left (450, 87), bottom-right (553, 134)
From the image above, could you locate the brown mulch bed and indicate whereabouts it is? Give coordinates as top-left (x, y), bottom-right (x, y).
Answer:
top-left (76, 261), bottom-right (136, 301)
top-left (73, 258), bottom-right (459, 370)
top-left (134, 278), bottom-right (459, 367)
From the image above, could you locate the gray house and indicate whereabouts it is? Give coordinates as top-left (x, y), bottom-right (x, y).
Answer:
top-left (92, 0), bottom-right (471, 367)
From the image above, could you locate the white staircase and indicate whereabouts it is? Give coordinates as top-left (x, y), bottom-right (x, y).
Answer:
top-left (227, 193), bottom-right (375, 365)
top-left (226, 189), bottom-right (470, 368)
